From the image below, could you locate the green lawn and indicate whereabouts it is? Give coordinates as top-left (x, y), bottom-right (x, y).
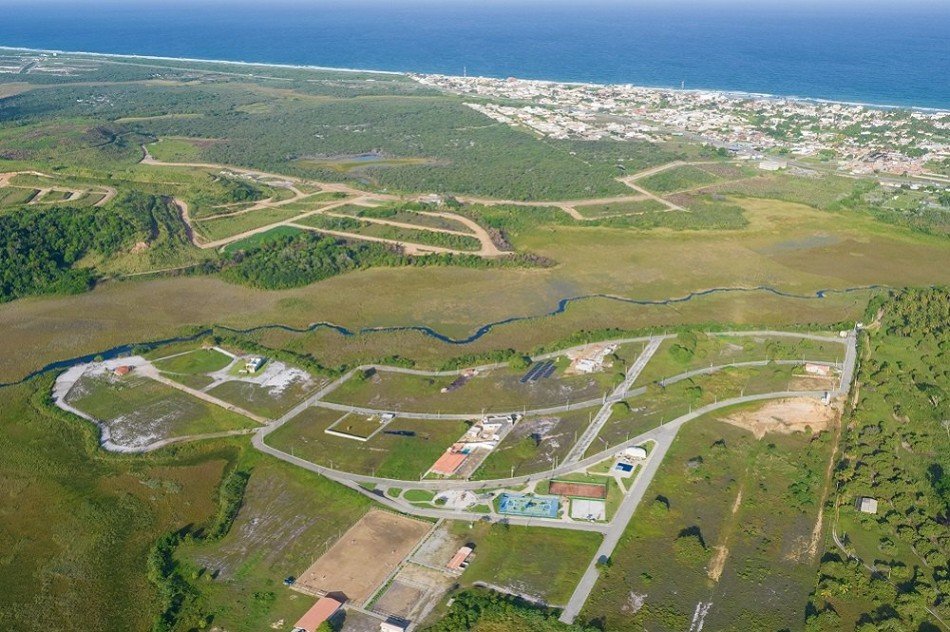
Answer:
top-left (153, 348), bottom-right (233, 375)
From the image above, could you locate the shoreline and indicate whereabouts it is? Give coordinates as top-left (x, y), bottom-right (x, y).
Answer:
top-left (2, 44), bottom-right (946, 114)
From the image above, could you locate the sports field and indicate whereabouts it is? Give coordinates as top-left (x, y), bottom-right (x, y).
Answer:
top-left (549, 480), bottom-right (607, 499)
top-left (497, 493), bottom-right (560, 518)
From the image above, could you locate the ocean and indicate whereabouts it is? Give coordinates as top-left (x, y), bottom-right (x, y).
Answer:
top-left (1, 0), bottom-right (948, 109)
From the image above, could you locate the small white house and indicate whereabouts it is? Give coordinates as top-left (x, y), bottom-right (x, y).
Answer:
top-left (857, 497), bottom-right (879, 514)
top-left (245, 356), bottom-right (265, 373)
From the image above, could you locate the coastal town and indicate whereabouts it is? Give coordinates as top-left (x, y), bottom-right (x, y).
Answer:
top-left (415, 73), bottom-right (950, 180)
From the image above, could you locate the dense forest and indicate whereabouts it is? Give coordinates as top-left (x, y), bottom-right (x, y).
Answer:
top-left (422, 590), bottom-right (593, 632)
top-left (220, 232), bottom-right (551, 290)
top-left (806, 288), bottom-right (949, 630)
top-left (0, 193), bottom-right (168, 302)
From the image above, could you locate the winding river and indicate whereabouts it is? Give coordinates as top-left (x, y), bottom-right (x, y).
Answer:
top-left (1, 284), bottom-right (881, 387)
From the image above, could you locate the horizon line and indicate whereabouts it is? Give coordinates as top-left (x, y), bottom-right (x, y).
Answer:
top-left (1, 44), bottom-right (947, 113)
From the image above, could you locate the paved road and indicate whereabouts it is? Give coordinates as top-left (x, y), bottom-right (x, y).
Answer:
top-left (560, 421), bottom-right (678, 623)
top-left (307, 357), bottom-right (837, 421)
top-left (257, 388), bottom-right (830, 493)
top-left (563, 336), bottom-right (662, 464)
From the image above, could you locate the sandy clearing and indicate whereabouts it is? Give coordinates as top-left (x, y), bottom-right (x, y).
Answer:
top-left (720, 397), bottom-right (839, 440)
top-left (293, 509), bottom-right (431, 603)
top-left (707, 545), bottom-right (729, 583)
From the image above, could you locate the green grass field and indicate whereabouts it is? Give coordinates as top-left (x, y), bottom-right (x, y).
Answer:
top-left (266, 406), bottom-right (470, 479)
top-left (297, 213), bottom-right (483, 251)
top-left (588, 363), bottom-right (814, 454)
top-left (153, 348), bottom-right (233, 375)
top-left (573, 199), bottom-right (668, 218)
top-left (335, 204), bottom-right (475, 232)
top-left (193, 205), bottom-right (312, 242)
top-left (325, 363), bottom-right (619, 415)
top-left (448, 520), bottom-right (602, 606)
top-left (633, 332), bottom-right (845, 386)
top-left (0, 376), bottom-right (233, 631)
top-left (637, 165), bottom-right (723, 193)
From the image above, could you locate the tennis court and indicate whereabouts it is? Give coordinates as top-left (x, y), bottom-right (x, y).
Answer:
top-left (549, 480), bottom-right (607, 499)
top-left (497, 493), bottom-right (560, 518)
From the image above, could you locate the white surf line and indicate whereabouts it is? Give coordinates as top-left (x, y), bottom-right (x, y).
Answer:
top-left (562, 335), bottom-right (663, 464)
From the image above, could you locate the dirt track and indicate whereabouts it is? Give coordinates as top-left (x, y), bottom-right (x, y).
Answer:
top-left (141, 150), bottom-right (736, 256)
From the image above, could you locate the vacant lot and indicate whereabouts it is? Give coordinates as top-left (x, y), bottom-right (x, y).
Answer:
top-left (326, 363), bottom-right (618, 415)
top-left (449, 520), bottom-right (601, 606)
top-left (0, 376), bottom-right (230, 632)
top-left (207, 375), bottom-right (316, 418)
top-left (634, 332), bottom-right (844, 386)
top-left (474, 406), bottom-right (600, 479)
top-left (66, 371), bottom-right (257, 449)
top-left (590, 363), bottom-right (809, 454)
top-left (574, 199), bottom-right (667, 218)
top-left (581, 415), bottom-right (833, 631)
top-left (295, 509), bottom-right (431, 603)
top-left (267, 406), bottom-right (471, 479)
top-left (637, 165), bottom-right (724, 193)
top-left (178, 454), bottom-right (371, 632)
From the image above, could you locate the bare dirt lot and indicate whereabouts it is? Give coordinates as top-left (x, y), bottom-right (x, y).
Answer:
top-left (720, 397), bottom-right (840, 440)
top-left (294, 510), bottom-right (431, 603)
top-left (373, 563), bottom-right (456, 621)
top-left (410, 521), bottom-right (468, 568)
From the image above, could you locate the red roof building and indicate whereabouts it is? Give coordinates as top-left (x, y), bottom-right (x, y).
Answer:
top-left (293, 596), bottom-right (343, 632)
top-left (430, 448), bottom-right (467, 476)
top-left (446, 546), bottom-right (473, 570)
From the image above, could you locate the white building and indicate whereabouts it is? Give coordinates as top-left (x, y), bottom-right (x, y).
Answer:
top-left (623, 446), bottom-right (648, 460)
top-left (245, 356), bottom-right (265, 373)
